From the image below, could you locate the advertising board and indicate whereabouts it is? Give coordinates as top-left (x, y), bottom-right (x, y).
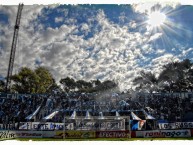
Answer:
top-left (19, 122), bottom-right (65, 130)
top-left (143, 130), bottom-right (191, 138)
top-left (55, 131), bottom-right (95, 139)
top-left (0, 130), bottom-right (43, 139)
top-left (159, 122), bottom-right (193, 129)
top-left (19, 119), bottom-right (125, 131)
top-left (96, 130), bottom-right (129, 138)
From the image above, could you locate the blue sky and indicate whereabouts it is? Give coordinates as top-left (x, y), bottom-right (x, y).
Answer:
top-left (0, 3), bottom-right (193, 90)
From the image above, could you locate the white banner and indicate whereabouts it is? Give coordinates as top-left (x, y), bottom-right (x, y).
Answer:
top-left (159, 122), bottom-right (193, 129)
top-left (19, 122), bottom-right (64, 130)
top-left (0, 130), bottom-right (43, 139)
top-left (143, 130), bottom-right (191, 138)
top-left (18, 120), bottom-right (125, 131)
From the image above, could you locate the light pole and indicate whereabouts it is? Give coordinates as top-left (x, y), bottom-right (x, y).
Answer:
top-left (63, 111), bottom-right (65, 139)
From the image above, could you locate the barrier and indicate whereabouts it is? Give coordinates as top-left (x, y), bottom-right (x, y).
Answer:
top-left (0, 130), bottom-right (58, 139)
top-left (0, 129), bottom-right (192, 139)
top-left (159, 122), bottom-right (193, 129)
top-left (96, 130), bottom-right (129, 138)
top-left (19, 122), bottom-right (64, 130)
top-left (55, 131), bottom-right (95, 139)
top-left (0, 130), bottom-right (44, 139)
top-left (0, 130), bottom-right (16, 139)
top-left (136, 130), bottom-right (191, 138)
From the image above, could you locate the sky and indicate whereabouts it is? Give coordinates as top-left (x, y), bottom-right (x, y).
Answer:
top-left (0, 2), bottom-right (193, 91)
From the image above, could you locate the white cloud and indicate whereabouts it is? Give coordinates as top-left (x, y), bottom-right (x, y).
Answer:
top-left (55, 17), bottom-right (63, 23)
top-left (149, 33), bottom-right (162, 42)
top-left (0, 5), bottom-right (188, 92)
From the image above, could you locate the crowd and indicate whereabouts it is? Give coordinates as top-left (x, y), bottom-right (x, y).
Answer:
top-left (0, 91), bottom-right (193, 129)
top-left (137, 93), bottom-right (193, 122)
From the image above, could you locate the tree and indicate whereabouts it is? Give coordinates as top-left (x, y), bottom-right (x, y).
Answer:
top-left (11, 67), bottom-right (39, 93)
top-left (60, 77), bottom-right (76, 92)
top-left (34, 67), bottom-right (55, 93)
top-left (11, 67), bottom-right (54, 94)
top-left (158, 59), bottom-right (193, 92)
top-left (133, 71), bottom-right (159, 93)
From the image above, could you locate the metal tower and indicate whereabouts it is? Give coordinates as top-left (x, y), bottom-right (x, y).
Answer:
top-left (5, 3), bottom-right (24, 92)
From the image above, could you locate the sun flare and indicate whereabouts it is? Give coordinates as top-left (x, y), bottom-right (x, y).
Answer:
top-left (147, 11), bottom-right (166, 27)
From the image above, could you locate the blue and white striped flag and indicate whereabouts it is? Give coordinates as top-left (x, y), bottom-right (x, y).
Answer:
top-left (131, 112), bottom-right (141, 120)
top-left (25, 106), bottom-right (41, 120)
top-left (70, 110), bottom-right (77, 119)
top-left (143, 110), bottom-right (155, 120)
top-left (43, 110), bottom-right (59, 120)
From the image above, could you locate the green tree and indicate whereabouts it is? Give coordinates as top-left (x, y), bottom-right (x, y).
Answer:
top-left (35, 67), bottom-right (54, 93)
top-left (60, 77), bottom-right (76, 92)
top-left (158, 59), bottom-right (193, 92)
top-left (11, 67), bottom-right (39, 93)
top-left (11, 67), bottom-right (54, 93)
top-left (133, 71), bottom-right (159, 93)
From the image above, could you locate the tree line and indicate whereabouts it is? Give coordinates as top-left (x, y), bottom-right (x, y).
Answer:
top-left (0, 59), bottom-right (193, 94)
top-left (0, 67), bottom-right (117, 94)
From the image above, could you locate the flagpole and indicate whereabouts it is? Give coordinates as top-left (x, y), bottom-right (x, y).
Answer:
top-left (63, 111), bottom-right (65, 139)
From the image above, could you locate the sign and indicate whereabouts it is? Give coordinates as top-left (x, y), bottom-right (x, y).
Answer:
top-left (96, 131), bottom-right (129, 138)
top-left (19, 122), bottom-right (66, 130)
top-left (159, 122), bottom-right (193, 129)
top-left (15, 131), bottom-right (42, 138)
top-left (144, 130), bottom-right (191, 138)
top-left (18, 119), bottom-right (125, 131)
top-left (0, 130), bottom-right (16, 139)
top-left (55, 131), bottom-right (95, 139)
top-left (0, 130), bottom-right (43, 139)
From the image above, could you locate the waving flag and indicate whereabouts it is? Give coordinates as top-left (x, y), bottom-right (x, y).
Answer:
top-left (131, 112), bottom-right (141, 120)
top-left (43, 110), bottom-right (59, 120)
top-left (84, 111), bottom-right (92, 119)
top-left (25, 106), bottom-right (41, 120)
top-left (143, 110), bottom-right (155, 120)
top-left (69, 110), bottom-right (77, 119)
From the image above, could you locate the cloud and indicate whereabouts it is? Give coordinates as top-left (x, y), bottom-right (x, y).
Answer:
top-left (55, 17), bottom-right (64, 23)
top-left (0, 4), bottom-right (191, 92)
top-left (132, 3), bottom-right (179, 14)
top-left (149, 33), bottom-right (162, 42)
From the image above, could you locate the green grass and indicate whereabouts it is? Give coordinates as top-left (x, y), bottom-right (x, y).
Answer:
top-left (5, 137), bottom-right (193, 141)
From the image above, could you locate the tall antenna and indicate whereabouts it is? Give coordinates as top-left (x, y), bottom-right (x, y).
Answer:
top-left (5, 3), bottom-right (24, 92)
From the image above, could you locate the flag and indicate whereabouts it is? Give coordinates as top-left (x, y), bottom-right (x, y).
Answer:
top-left (43, 110), bottom-right (59, 120)
top-left (131, 112), bottom-right (141, 120)
top-left (115, 111), bottom-right (121, 120)
top-left (25, 106), bottom-right (41, 120)
top-left (138, 120), bottom-right (146, 130)
top-left (143, 110), bottom-right (155, 120)
top-left (85, 111), bottom-right (92, 119)
top-left (69, 110), bottom-right (77, 119)
top-left (98, 112), bottom-right (105, 119)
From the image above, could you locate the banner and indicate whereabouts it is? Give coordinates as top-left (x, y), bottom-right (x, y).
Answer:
top-left (0, 130), bottom-right (43, 139)
top-left (159, 122), bottom-right (193, 129)
top-left (25, 106), bottom-right (41, 120)
top-left (0, 130), bottom-right (16, 139)
top-left (55, 131), bottom-right (95, 139)
top-left (19, 122), bottom-right (64, 130)
top-left (96, 131), bottom-right (129, 138)
top-left (143, 130), bottom-right (191, 138)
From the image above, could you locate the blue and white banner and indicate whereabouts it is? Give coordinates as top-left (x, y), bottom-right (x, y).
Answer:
top-left (159, 122), bottom-right (193, 129)
top-left (143, 110), bottom-right (155, 120)
top-left (25, 106), bottom-right (41, 120)
top-left (43, 111), bottom-right (59, 120)
top-left (131, 112), bottom-right (141, 120)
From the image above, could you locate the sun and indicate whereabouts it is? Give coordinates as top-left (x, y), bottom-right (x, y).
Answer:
top-left (147, 11), bottom-right (166, 27)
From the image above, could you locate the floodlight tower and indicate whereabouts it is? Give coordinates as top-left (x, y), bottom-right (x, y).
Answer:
top-left (5, 3), bottom-right (24, 92)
